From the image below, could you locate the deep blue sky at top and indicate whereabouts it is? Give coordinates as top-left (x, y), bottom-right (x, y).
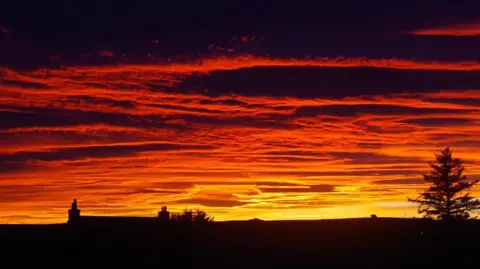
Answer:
top-left (1, 0), bottom-right (479, 70)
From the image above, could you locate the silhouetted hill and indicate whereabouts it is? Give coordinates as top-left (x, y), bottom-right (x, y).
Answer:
top-left (1, 218), bottom-right (478, 268)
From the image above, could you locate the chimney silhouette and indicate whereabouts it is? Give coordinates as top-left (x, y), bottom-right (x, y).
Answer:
top-left (68, 198), bottom-right (81, 223)
top-left (158, 206), bottom-right (170, 221)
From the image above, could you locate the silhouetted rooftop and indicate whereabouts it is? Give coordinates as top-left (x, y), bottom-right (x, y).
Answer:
top-left (68, 215), bottom-right (166, 227)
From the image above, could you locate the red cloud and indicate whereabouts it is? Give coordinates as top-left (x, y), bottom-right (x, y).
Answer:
top-left (0, 26), bottom-right (9, 33)
top-left (99, 50), bottom-right (115, 57)
top-left (410, 23), bottom-right (480, 36)
top-left (27, 55), bottom-right (480, 76)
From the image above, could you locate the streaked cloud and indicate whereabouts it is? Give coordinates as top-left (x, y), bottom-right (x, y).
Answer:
top-left (372, 178), bottom-right (426, 185)
top-left (259, 185), bottom-right (336, 193)
top-left (1, 54), bottom-right (480, 224)
top-left (174, 198), bottom-right (248, 208)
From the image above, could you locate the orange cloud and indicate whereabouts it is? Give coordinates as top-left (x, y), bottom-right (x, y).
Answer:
top-left (410, 23), bottom-right (480, 36)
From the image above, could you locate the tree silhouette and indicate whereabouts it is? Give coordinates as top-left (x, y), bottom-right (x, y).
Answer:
top-left (408, 147), bottom-right (480, 220)
top-left (170, 208), bottom-right (214, 223)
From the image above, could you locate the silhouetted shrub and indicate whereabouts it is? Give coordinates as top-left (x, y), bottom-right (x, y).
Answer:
top-left (170, 208), bottom-right (214, 223)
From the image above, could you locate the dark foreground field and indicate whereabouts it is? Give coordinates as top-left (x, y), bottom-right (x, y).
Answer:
top-left (1, 218), bottom-right (478, 268)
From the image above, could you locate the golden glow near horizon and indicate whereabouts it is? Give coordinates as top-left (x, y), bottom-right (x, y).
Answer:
top-left (1, 55), bottom-right (480, 223)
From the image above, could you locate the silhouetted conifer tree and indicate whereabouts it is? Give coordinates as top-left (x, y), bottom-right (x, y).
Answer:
top-left (408, 147), bottom-right (480, 220)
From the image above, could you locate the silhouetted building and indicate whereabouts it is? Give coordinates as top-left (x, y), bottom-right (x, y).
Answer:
top-left (158, 206), bottom-right (170, 221)
top-left (68, 198), bottom-right (81, 223)
top-left (67, 199), bottom-right (171, 226)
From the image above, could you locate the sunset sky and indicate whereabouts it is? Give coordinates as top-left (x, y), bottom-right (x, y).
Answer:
top-left (1, 1), bottom-right (480, 223)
